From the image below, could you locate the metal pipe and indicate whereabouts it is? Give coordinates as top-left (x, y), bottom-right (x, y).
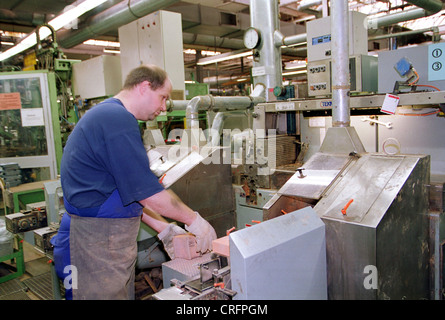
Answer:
top-left (57, 0), bottom-right (180, 48)
top-left (368, 26), bottom-right (440, 42)
top-left (296, 0), bottom-right (323, 12)
top-left (185, 95), bottom-right (265, 129)
top-left (284, 4), bottom-right (443, 48)
top-left (367, 7), bottom-right (434, 29)
top-left (250, 0), bottom-right (282, 99)
top-left (210, 111), bottom-right (251, 146)
top-left (166, 99), bottom-right (189, 111)
top-left (405, 0), bottom-right (443, 14)
top-left (331, 0), bottom-right (350, 128)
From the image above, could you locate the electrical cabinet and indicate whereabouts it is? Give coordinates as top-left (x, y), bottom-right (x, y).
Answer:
top-left (119, 10), bottom-right (185, 100)
top-left (306, 11), bottom-right (368, 63)
top-left (72, 55), bottom-right (122, 100)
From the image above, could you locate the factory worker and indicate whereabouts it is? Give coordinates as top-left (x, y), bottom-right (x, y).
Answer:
top-left (50, 64), bottom-right (216, 300)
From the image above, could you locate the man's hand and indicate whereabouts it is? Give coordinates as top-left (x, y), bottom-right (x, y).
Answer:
top-left (185, 212), bottom-right (217, 253)
top-left (157, 223), bottom-right (187, 259)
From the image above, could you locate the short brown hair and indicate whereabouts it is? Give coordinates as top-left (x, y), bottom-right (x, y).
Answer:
top-left (123, 64), bottom-right (168, 90)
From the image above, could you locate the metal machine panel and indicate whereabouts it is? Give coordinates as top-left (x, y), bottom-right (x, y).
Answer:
top-left (230, 207), bottom-right (327, 300)
top-left (306, 11), bottom-right (368, 62)
top-left (275, 152), bottom-right (350, 200)
top-left (319, 155), bottom-right (404, 223)
top-left (307, 55), bottom-right (378, 97)
top-left (279, 169), bottom-right (339, 200)
top-left (263, 150), bottom-right (430, 299)
top-left (168, 147), bottom-right (235, 238)
top-left (314, 153), bottom-right (431, 299)
top-left (378, 44), bottom-right (445, 93)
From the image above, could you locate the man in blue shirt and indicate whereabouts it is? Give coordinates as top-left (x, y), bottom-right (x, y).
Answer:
top-left (51, 64), bottom-right (216, 300)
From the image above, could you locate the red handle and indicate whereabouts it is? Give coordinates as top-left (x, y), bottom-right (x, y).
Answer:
top-left (341, 199), bottom-right (354, 215)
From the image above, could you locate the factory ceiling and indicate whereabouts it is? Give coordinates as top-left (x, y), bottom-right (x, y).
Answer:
top-left (0, 0), bottom-right (444, 91)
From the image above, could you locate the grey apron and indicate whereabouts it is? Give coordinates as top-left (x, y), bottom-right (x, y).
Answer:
top-left (69, 214), bottom-right (141, 300)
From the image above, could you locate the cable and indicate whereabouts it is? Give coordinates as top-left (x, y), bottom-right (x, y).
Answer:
top-left (407, 69), bottom-right (419, 86)
top-left (397, 109), bottom-right (440, 116)
top-left (414, 84), bottom-right (440, 91)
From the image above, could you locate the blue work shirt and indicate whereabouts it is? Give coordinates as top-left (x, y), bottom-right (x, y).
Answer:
top-left (60, 97), bottom-right (164, 217)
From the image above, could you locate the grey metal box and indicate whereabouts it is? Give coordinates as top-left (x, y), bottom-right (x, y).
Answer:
top-left (314, 153), bottom-right (431, 299)
top-left (230, 207), bottom-right (327, 300)
top-left (307, 11), bottom-right (368, 62)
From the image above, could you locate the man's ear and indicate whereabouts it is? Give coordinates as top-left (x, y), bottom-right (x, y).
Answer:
top-left (138, 80), bottom-right (151, 94)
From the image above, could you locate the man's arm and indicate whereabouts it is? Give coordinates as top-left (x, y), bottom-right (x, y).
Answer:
top-left (139, 189), bottom-right (196, 227)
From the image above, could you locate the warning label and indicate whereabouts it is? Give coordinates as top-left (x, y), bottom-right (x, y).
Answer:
top-left (0, 92), bottom-right (22, 110)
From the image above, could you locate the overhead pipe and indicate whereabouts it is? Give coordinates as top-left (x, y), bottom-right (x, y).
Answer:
top-left (52, 0), bottom-right (441, 55)
top-left (0, 9), bottom-right (47, 26)
top-left (367, 7), bottom-right (439, 29)
top-left (405, 0), bottom-right (443, 14)
top-left (331, 0), bottom-right (350, 128)
top-left (57, 0), bottom-right (180, 48)
top-left (280, 1), bottom-right (443, 48)
top-left (368, 26), bottom-right (440, 42)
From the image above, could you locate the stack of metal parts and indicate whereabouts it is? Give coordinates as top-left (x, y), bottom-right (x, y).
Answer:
top-left (271, 135), bottom-right (298, 168)
top-left (0, 163), bottom-right (21, 188)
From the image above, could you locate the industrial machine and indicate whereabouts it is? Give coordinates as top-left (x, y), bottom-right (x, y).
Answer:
top-left (0, 71), bottom-right (63, 181)
top-left (154, 206), bottom-right (327, 300)
top-left (5, 207), bottom-right (47, 234)
top-left (152, 0), bottom-right (443, 301)
top-left (1, 0), bottom-right (442, 301)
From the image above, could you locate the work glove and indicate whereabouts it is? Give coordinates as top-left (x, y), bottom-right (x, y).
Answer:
top-left (157, 223), bottom-right (187, 259)
top-left (185, 212), bottom-right (217, 254)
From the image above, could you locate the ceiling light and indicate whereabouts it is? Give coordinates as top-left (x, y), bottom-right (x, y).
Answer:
top-left (84, 39), bottom-right (120, 47)
top-left (103, 48), bottom-right (120, 54)
top-left (0, 0), bottom-right (107, 62)
top-left (285, 60), bottom-right (307, 70)
top-left (197, 49), bottom-right (253, 65)
top-left (282, 70), bottom-right (307, 76)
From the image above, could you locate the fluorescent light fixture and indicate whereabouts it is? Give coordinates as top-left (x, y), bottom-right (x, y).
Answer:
top-left (0, 41), bottom-right (15, 46)
top-left (84, 39), bottom-right (120, 47)
top-left (282, 70), bottom-right (307, 76)
top-left (0, 0), bottom-right (107, 62)
top-left (184, 80), bottom-right (196, 84)
top-left (103, 48), bottom-right (120, 54)
top-left (197, 49), bottom-right (253, 65)
top-left (285, 60), bottom-right (307, 70)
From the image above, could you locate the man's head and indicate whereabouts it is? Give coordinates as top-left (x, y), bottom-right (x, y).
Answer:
top-left (121, 64), bottom-right (172, 121)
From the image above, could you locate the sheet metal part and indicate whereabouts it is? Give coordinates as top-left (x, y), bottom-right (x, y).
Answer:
top-left (263, 151), bottom-right (431, 299)
top-left (230, 207), bottom-right (327, 300)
